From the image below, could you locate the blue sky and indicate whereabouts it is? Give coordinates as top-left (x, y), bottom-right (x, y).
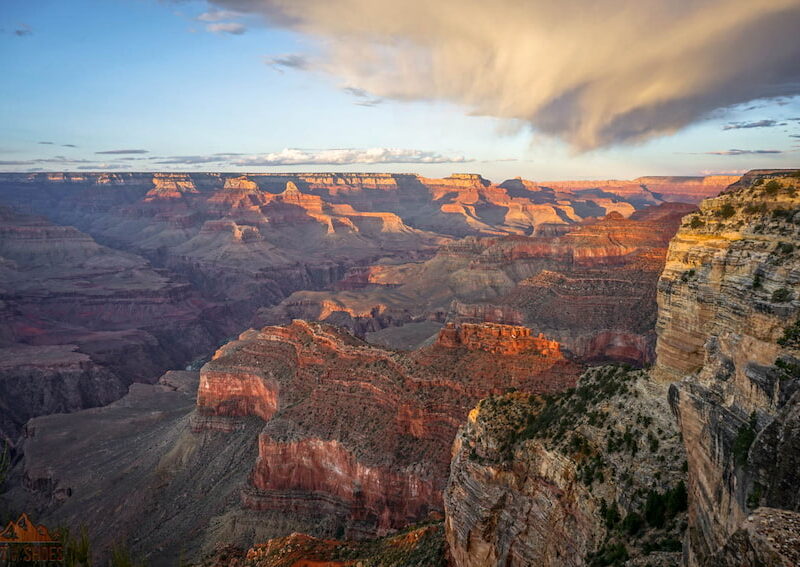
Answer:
top-left (1, 0), bottom-right (799, 181)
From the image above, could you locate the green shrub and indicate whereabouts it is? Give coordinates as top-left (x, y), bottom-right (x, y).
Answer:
top-left (588, 542), bottom-right (629, 566)
top-left (753, 273), bottom-right (763, 289)
top-left (689, 216), bottom-right (705, 229)
top-left (772, 288), bottom-right (792, 303)
top-left (764, 180), bottom-right (781, 195)
top-left (778, 320), bottom-right (800, 348)
top-left (733, 413), bottom-right (758, 467)
top-left (717, 203), bottom-right (736, 219)
top-left (622, 511), bottom-right (644, 535)
top-left (644, 489), bottom-right (667, 528)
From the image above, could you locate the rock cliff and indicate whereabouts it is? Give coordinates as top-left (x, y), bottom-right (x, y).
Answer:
top-left (654, 169), bottom-right (800, 565)
top-left (196, 320), bottom-right (581, 539)
top-left (445, 365), bottom-right (688, 566)
top-left (261, 203), bottom-right (694, 365)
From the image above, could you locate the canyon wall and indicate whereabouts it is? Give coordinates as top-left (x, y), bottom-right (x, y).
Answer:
top-left (445, 366), bottom-right (688, 566)
top-left (261, 203), bottom-right (695, 365)
top-left (0, 206), bottom-right (230, 444)
top-left (195, 320), bottom-right (581, 539)
top-left (654, 169), bottom-right (800, 565)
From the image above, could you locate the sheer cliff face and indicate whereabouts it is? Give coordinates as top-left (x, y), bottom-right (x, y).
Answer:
top-left (444, 366), bottom-right (687, 567)
top-left (195, 320), bottom-right (581, 539)
top-left (653, 170), bottom-right (800, 565)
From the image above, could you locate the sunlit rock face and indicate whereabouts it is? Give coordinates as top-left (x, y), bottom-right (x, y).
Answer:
top-left (654, 170), bottom-right (800, 565)
top-left (195, 320), bottom-right (581, 538)
top-left (261, 202), bottom-right (695, 365)
top-left (444, 366), bottom-right (687, 566)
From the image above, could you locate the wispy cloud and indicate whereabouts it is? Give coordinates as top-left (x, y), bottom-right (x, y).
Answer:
top-left (206, 22), bottom-right (246, 35)
top-left (38, 141), bottom-right (54, 145)
top-left (95, 149), bottom-right (149, 155)
top-left (232, 148), bottom-right (471, 166)
top-left (62, 144), bottom-right (77, 148)
top-left (209, 0), bottom-right (800, 149)
top-left (265, 53), bottom-right (308, 72)
top-left (196, 10), bottom-right (241, 22)
top-left (342, 86), bottom-right (383, 107)
top-left (701, 148), bottom-right (785, 156)
top-left (723, 119), bottom-right (779, 130)
top-left (13, 24), bottom-right (32, 37)
top-left (76, 163), bottom-right (132, 170)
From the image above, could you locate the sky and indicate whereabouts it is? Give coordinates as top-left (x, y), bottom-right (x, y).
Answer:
top-left (1, 0), bottom-right (799, 181)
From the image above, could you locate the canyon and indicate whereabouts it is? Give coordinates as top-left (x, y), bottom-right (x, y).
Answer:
top-left (4, 169), bottom-right (799, 567)
top-left (0, 172), bottom-right (717, 445)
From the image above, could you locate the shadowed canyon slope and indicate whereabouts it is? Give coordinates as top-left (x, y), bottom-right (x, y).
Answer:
top-left (0, 206), bottom-right (233, 444)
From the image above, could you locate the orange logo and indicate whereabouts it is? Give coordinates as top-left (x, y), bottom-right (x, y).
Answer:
top-left (0, 514), bottom-right (63, 564)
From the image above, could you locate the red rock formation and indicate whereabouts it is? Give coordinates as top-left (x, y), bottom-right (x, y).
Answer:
top-left (435, 322), bottom-right (560, 356)
top-left (196, 320), bottom-right (581, 537)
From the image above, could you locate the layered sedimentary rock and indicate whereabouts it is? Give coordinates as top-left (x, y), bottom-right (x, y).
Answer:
top-left (654, 169), bottom-right (800, 565)
top-left (445, 366), bottom-right (688, 566)
top-left (0, 206), bottom-right (229, 444)
top-left (195, 320), bottom-right (581, 539)
top-left (261, 203), bottom-right (694, 364)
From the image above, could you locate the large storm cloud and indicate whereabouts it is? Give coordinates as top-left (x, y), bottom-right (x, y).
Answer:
top-left (208, 0), bottom-right (800, 149)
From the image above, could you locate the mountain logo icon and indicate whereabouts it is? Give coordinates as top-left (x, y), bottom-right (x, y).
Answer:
top-left (0, 514), bottom-right (59, 544)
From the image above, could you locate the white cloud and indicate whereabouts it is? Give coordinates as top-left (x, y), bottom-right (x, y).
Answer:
top-left (206, 22), bottom-right (246, 35)
top-left (209, 0), bottom-right (800, 150)
top-left (157, 148), bottom-right (470, 166)
top-left (197, 10), bottom-right (241, 22)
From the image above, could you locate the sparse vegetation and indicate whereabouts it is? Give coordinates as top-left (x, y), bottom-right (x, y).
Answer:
top-left (689, 216), bottom-right (705, 229)
top-left (680, 269), bottom-right (696, 283)
top-left (717, 203), bottom-right (736, 219)
top-left (733, 412), bottom-right (758, 467)
top-left (753, 273), bottom-right (763, 289)
top-left (764, 180), bottom-right (781, 196)
top-left (778, 319), bottom-right (800, 349)
top-left (771, 287), bottom-right (793, 303)
top-left (62, 526), bottom-right (92, 567)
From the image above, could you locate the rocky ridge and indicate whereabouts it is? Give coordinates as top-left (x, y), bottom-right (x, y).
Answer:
top-left (445, 365), bottom-right (688, 567)
top-left (654, 169), bottom-right (800, 565)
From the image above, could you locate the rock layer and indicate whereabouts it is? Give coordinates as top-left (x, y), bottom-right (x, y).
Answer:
top-left (654, 169), bottom-right (800, 565)
top-left (196, 320), bottom-right (581, 538)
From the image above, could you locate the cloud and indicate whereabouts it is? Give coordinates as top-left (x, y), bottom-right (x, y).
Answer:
top-left (38, 141), bottom-right (54, 145)
top-left (208, 0), bottom-right (800, 150)
top-left (196, 10), bottom-right (241, 22)
top-left (701, 148), bottom-right (785, 155)
top-left (153, 148), bottom-right (469, 166)
top-left (265, 53), bottom-right (308, 71)
top-left (95, 149), bottom-right (149, 155)
top-left (62, 144), bottom-right (77, 148)
top-left (723, 119), bottom-right (779, 130)
top-left (342, 86), bottom-right (383, 107)
top-left (13, 24), bottom-right (32, 37)
top-left (76, 163), bottom-right (132, 170)
top-left (232, 148), bottom-right (470, 166)
top-left (206, 22), bottom-right (246, 35)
